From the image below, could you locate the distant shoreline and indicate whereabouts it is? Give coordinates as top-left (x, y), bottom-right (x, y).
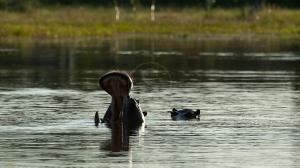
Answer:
top-left (1, 7), bottom-right (299, 38)
top-left (1, 33), bottom-right (300, 43)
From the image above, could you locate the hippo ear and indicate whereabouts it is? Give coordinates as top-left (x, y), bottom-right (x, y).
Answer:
top-left (195, 109), bottom-right (200, 116)
top-left (94, 111), bottom-right (100, 126)
top-left (172, 108), bottom-right (177, 112)
top-left (136, 99), bottom-right (139, 104)
top-left (143, 111), bottom-right (147, 117)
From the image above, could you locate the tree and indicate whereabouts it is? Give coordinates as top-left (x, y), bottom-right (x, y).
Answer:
top-left (251, 0), bottom-right (266, 18)
top-left (151, 0), bottom-right (155, 21)
top-left (205, 0), bottom-right (216, 10)
top-left (113, 0), bottom-right (120, 21)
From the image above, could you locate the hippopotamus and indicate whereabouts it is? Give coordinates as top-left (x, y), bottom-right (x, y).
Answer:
top-left (170, 108), bottom-right (200, 120)
top-left (95, 71), bottom-right (146, 127)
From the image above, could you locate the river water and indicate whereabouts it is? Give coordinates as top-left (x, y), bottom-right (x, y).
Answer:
top-left (0, 37), bottom-right (300, 168)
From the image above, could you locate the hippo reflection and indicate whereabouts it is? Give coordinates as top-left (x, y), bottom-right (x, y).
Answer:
top-left (100, 122), bottom-right (145, 153)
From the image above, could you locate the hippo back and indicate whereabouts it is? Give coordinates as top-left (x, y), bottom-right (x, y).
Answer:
top-left (123, 97), bottom-right (145, 127)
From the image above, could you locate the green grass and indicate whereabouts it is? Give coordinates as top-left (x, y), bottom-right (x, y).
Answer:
top-left (0, 6), bottom-right (300, 38)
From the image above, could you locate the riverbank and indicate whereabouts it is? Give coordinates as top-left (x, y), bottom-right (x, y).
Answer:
top-left (0, 7), bottom-right (300, 38)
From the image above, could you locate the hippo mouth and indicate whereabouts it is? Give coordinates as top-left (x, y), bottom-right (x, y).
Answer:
top-left (99, 72), bottom-right (133, 123)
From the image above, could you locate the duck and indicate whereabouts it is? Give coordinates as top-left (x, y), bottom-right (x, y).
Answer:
top-left (170, 108), bottom-right (200, 120)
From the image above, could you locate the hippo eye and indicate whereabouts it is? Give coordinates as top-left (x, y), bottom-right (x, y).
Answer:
top-left (171, 112), bottom-right (178, 116)
top-left (185, 113), bottom-right (193, 118)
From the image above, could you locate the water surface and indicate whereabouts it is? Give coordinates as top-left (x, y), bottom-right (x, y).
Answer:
top-left (0, 37), bottom-right (300, 168)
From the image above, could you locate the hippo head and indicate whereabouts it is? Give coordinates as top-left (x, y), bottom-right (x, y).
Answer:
top-left (99, 71), bottom-right (133, 123)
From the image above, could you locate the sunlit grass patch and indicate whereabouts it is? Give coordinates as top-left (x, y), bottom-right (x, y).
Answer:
top-left (0, 6), bottom-right (299, 38)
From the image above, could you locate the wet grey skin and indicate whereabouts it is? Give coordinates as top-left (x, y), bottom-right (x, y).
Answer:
top-left (170, 108), bottom-right (200, 121)
top-left (95, 71), bottom-right (145, 127)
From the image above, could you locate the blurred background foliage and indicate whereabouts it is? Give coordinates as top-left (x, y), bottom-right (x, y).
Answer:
top-left (0, 0), bottom-right (300, 12)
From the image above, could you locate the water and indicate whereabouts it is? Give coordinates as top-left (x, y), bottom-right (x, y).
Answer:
top-left (0, 37), bottom-right (300, 168)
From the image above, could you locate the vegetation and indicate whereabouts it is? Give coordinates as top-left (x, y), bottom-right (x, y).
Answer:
top-left (1, 0), bottom-right (300, 10)
top-left (0, 2), bottom-right (300, 38)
